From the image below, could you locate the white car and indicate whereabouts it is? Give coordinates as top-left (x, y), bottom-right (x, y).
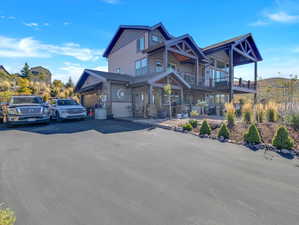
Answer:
top-left (50, 99), bottom-right (87, 121)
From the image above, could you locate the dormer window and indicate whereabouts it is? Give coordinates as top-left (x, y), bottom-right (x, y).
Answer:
top-left (152, 35), bottom-right (160, 43)
top-left (137, 36), bottom-right (145, 51)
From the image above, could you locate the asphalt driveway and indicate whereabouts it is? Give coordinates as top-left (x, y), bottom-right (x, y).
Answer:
top-left (0, 120), bottom-right (298, 225)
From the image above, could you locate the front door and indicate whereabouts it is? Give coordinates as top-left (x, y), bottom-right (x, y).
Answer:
top-left (132, 88), bottom-right (146, 118)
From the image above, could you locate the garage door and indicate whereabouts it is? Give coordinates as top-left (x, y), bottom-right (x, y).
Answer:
top-left (112, 102), bottom-right (132, 118)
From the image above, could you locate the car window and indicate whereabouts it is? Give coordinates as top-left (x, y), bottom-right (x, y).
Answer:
top-left (11, 97), bottom-right (43, 104)
top-left (57, 100), bottom-right (78, 106)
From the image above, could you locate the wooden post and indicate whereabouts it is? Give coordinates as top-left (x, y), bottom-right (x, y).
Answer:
top-left (229, 47), bottom-right (234, 102)
top-left (254, 61), bottom-right (258, 104)
top-left (106, 81), bottom-right (112, 118)
top-left (148, 84), bottom-right (153, 104)
top-left (180, 88), bottom-right (184, 105)
top-left (164, 47), bottom-right (168, 72)
top-left (196, 58), bottom-right (199, 87)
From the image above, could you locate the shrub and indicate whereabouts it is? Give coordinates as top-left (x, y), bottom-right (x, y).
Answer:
top-left (217, 123), bottom-right (230, 139)
top-left (255, 103), bottom-right (265, 123)
top-left (224, 103), bottom-right (235, 128)
top-left (272, 126), bottom-right (294, 150)
top-left (242, 103), bottom-right (253, 124)
top-left (0, 204), bottom-right (16, 225)
top-left (199, 120), bottom-right (211, 135)
top-left (182, 123), bottom-right (193, 131)
top-left (190, 110), bottom-right (199, 117)
top-left (244, 124), bottom-right (261, 144)
top-left (265, 102), bottom-right (278, 122)
top-left (188, 119), bottom-right (198, 128)
top-left (288, 113), bottom-right (299, 130)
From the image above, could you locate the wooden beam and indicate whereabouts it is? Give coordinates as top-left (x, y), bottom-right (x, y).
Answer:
top-left (233, 46), bottom-right (257, 62)
top-left (167, 47), bottom-right (197, 60)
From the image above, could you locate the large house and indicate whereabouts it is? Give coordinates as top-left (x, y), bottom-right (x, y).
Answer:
top-left (75, 23), bottom-right (262, 118)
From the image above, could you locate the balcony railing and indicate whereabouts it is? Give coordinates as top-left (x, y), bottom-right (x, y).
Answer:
top-left (234, 77), bottom-right (256, 90)
top-left (168, 69), bottom-right (256, 91)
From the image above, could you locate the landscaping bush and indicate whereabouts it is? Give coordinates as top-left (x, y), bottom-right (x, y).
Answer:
top-left (266, 102), bottom-right (278, 122)
top-left (188, 119), bottom-right (198, 128)
top-left (255, 103), bottom-right (265, 123)
top-left (217, 123), bottom-right (230, 139)
top-left (0, 204), bottom-right (16, 225)
top-left (287, 113), bottom-right (299, 131)
top-left (182, 123), bottom-right (193, 131)
top-left (190, 110), bottom-right (199, 117)
top-left (242, 103), bottom-right (253, 124)
top-left (199, 120), bottom-right (211, 135)
top-left (244, 124), bottom-right (261, 144)
top-left (272, 126), bottom-right (294, 150)
top-left (224, 103), bottom-right (235, 128)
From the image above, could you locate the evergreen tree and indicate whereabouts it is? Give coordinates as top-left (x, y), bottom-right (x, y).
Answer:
top-left (272, 126), bottom-right (294, 150)
top-left (217, 123), bottom-right (230, 139)
top-left (65, 76), bottom-right (74, 88)
top-left (199, 120), bottom-right (211, 135)
top-left (21, 62), bottom-right (31, 78)
top-left (244, 124), bottom-right (261, 144)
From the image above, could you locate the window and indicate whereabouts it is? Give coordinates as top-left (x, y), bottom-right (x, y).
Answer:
top-left (137, 36), bottom-right (145, 51)
top-left (116, 68), bottom-right (120, 73)
top-left (155, 61), bottom-right (163, 72)
top-left (168, 63), bottom-right (176, 71)
top-left (152, 35), bottom-right (161, 43)
top-left (135, 58), bottom-right (147, 75)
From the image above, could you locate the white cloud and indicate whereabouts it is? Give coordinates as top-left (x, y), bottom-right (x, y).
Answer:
top-left (0, 15), bottom-right (16, 20)
top-left (24, 22), bottom-right (39, 27)
top-left (0, 36), bottom-right (103, 61)
top-left (249, 20), bottom-right (269, 27)
top-left (57, 62), bottom-right (108, 82)
top-left (100, 0), bottom-right (120, 4)
top-left (266, 11), bottom-right (299, 23)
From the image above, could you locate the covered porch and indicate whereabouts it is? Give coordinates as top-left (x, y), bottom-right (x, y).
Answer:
top-left (131, 71), bottom-right (191, 118)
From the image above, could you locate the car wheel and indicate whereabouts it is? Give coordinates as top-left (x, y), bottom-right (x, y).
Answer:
top-left (56, 111), bottom-right (62, 122)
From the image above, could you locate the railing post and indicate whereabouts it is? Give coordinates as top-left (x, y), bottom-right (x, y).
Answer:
top-left (229, 47), bottom-right (234, 102)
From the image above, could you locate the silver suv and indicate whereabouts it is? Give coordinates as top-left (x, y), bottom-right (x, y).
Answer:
top-left (4, 96), bottom-right (50, 126)
top-left (50, 99), bottom-right (87, 121)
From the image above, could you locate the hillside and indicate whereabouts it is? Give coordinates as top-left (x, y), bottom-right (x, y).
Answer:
top-left (0, 65), bottom-right (11, 81)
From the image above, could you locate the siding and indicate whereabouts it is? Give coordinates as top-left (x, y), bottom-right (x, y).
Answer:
top-left (108, 30), bottom-right (149, 75)
top-left (149, 29), bottom-right (166, 48)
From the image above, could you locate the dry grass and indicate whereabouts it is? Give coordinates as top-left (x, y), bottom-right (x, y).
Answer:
top-left (265, 101), bottom-right (279, 122)
top-left (242, 103), bottom-right (253, 124)
top-left (224, 103), bottom-right (235, 127)
top-left (255, 103), bottom-right (266, 123)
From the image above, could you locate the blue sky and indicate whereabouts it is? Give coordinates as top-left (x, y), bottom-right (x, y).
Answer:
top-left (0, 0), bottom-right (299, 82)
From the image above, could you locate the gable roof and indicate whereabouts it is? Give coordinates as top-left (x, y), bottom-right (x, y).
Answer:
top-left (203, 33), bottom-right (263, 61)
top-left (102, 22), bottom-right (173, 57)
top-left (165, 34), bottom-right (208, 60)
top-left (75, 69), bottom-right (191, 92)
